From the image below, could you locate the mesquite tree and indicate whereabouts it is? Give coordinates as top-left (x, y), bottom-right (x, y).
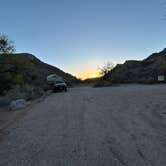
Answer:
top-left (0, 34), bottom-right (15, 54)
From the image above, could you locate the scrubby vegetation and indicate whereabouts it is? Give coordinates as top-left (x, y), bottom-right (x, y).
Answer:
top-left (98, 61), bottom-right (114, 76)
top-left (0, 53), bottom-right (79, 106)
top-left (97, 48), bottom-right (166, 85)
top-left (0, 34), bottom-right (15, 54)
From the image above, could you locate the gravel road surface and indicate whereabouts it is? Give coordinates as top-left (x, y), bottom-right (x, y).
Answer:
top-left (1, 85), bottom-right (166, 166)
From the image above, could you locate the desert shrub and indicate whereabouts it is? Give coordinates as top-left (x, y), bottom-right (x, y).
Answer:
top-left (160, 63), bottom-right (166, 71)
top-left (0, 34), bottom-right (15, 54)
top-left (13, 74), bottom-right (24, 85)
top-left (4, 85), bottom-right (44, 102)
top-left (20, 85), bottom-right (44, 100)
top-left (32, 87), bottom-right (44, 99)
top-left (5, 85), bottom-right (27, 101)
top-left (0, 71), bottom-right (24, 94)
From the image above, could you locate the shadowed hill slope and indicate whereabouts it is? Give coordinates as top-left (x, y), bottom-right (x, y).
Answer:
top-left (0, 53), bottom-right (79, 93)
top-left (104, 48), bottom-right (166, 84)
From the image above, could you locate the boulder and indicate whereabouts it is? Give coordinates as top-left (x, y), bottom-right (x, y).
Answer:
top-left (9, 99), bottom-right (27, 110)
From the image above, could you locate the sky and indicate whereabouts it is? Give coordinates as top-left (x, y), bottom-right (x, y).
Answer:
top-left (0, 0), bottom-right (166, 79)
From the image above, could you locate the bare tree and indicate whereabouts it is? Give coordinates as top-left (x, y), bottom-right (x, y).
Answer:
top-left (98, 61), bottom-right (114, 76)
top-left (0, 34), bottom-right (16, 54)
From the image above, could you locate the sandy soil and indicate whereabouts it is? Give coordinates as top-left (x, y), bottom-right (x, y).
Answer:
top-left (0, 85), bottom-right (166, 166)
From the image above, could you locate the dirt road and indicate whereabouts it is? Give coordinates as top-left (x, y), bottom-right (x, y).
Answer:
top-left (1, 85), bottom-right (166, 166)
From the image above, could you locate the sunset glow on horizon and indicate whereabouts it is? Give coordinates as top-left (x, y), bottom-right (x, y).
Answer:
top-left (74, 70), bottom-right (100, 80)
top-left (71, 65), bottom-right (100, 80)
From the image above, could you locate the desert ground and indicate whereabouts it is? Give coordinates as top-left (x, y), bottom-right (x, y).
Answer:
top-left (0, 85), bottom-right (166, 166)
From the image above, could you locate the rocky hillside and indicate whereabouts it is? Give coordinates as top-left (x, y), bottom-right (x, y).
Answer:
top-left (0, 53), bottom-right (79, 103)
top-left (104, 48), bottom-right (166, 84)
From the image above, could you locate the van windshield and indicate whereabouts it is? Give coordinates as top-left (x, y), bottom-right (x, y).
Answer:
top-left (55, 81), bottom-right (64, 84)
